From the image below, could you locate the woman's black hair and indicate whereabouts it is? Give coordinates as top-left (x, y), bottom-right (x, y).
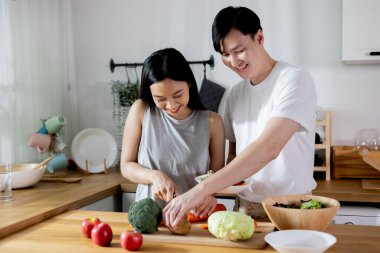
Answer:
top-left (212, 6), bottom-right (262, 54)
top-left (140, 48), bottom-right (205, 110)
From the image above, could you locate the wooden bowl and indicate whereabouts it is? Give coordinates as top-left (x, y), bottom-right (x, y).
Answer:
top-left (262, 194), bottom-right (340, 231)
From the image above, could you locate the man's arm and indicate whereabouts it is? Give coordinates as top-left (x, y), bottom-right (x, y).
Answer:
top-left (200, 117), bottom-right (300, 195)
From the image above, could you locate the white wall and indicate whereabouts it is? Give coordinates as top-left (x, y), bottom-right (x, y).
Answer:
top-left (71, 0), bottom-right (380, 146)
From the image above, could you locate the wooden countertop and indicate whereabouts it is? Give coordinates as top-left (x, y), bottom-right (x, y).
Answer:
top-left (1, 210), bottom-right (379, 253)
top-left (121, 178), bottom-right (380, 203)
top-left (0, 168), bottom-right (127, 239)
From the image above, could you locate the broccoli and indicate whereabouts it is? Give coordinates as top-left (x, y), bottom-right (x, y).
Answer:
top-left (300, 199), bottom-right (325, 209)
top-left (128, 198), bottom-right (163, 233)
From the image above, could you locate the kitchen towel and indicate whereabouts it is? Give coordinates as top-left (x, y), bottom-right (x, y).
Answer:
top-left (199, 78), bottom-right (225, 113)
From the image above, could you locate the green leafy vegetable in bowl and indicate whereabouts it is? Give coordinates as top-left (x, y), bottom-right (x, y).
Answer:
top-left (300, 199), bottom-right (326, 209)
top-left (273, 199), bottom-right (326, 209)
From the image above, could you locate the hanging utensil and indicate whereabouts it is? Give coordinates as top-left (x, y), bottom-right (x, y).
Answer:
top-left (124, 66), bottom-right (131, 83)
top-left (134, 65), bottom-right (139, 84)
top-left (40, 177), bottom-right (82, 183)
top-left (33, 156), bottom-right (53, 170)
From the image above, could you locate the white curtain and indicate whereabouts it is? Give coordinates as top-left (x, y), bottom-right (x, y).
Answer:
top-left (0, 0), bottom-right (77, 163)
top-left (0, 0), bottom-right (15, 164)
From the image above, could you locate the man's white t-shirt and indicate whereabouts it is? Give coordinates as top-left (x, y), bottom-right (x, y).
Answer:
top-left (221, 61), bottom-right (317, 203)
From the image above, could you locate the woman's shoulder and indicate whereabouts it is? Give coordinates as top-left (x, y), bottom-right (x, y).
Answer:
top-left (129, 99), bottom-right (148, 121)
top-left (208, 111), bottom-right (223, 126)
top-left (130, 99), bottom-right (147, 111)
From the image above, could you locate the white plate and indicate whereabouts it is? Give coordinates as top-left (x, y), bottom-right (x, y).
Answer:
top-left (71, 128), bottom-right (117, 173)
top-left (265, 229), bottom-right (336, 253)
top-left (195, 175), bottom-right (252, 194)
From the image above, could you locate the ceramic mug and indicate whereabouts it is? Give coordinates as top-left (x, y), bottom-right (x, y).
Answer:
top-left (37, 125), bottom-right (48, 134)
top-left (46, 153), bottom-right (68, 174)
top-left (28, 133), bottom-right (51, 152)
top-left (44, 116), bottom-right (67, 134)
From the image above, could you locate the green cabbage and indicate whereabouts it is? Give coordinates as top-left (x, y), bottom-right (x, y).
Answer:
top-left (207, 211), bottom-right (254, 241)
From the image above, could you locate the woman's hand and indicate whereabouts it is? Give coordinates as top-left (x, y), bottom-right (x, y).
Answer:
top-left (152, 170), bottom-right (176, 202)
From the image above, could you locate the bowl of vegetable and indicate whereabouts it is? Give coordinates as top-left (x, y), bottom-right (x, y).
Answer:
top-left (262, 194), bottom-right (340, 231)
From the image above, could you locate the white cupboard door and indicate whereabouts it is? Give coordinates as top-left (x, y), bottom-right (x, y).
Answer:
top-left (342, 0), bottom-right (380, 63)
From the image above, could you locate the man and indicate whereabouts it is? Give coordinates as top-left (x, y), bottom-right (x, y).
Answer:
top-left (164, 6), bottom-right (316, 226)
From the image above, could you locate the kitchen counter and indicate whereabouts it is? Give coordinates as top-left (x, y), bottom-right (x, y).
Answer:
top-left (1, 210), bottom-right (380, 252)
top-left (0, 168), bottom-right (127, 239)
top-left (1, 169), bottom-right (380, 252)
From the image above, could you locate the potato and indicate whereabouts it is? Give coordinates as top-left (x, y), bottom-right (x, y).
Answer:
top-left (168, 218), bottom-right (191, 235)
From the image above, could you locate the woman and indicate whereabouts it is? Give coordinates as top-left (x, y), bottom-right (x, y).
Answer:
top-left (120, 48), bottom-right (225, 213)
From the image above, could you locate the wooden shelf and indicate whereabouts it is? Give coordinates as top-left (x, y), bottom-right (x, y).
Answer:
top-left (315, 120), bottom-right (327, 126)
top-left (360, 149), bottom-right (380, 172)
top-left (315, 143), bottom-right (326, 149)
top-left (360, 151), bottom-right (380, 189)
top-left (314, 111), bottom-right (331, 180)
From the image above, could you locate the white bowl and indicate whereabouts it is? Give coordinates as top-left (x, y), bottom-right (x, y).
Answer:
top-left (11, 163), bottom-right (46, 189)
top-left (265, 229), bottom-right (337, 253)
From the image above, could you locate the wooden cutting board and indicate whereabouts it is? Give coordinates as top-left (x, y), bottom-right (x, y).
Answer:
top-left (144, 222), bottom-right (275, 249)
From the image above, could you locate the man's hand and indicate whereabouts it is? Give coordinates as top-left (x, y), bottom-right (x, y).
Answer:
top-left (163, 186), bottom-right (206, 228)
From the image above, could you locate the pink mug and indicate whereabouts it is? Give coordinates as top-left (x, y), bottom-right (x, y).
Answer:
top-left (28, 133), bottom-right (51, 152)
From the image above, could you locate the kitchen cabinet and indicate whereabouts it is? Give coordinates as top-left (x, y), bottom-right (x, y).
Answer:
top-left (334, 205), bottom-right (380, 226)
top-left (314, 111), bottom-right (332, 180)
top-left (342, 0), bottom-right (380, 63)
top-left (80, 193), bottom-right (122, 212)
top-left (122, 192), bottom-right (136, 212)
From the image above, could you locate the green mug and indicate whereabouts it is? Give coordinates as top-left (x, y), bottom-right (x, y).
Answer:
top-left (44, 116), bottom-right (66, 134)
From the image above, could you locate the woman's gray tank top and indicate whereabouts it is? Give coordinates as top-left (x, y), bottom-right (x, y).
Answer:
top-left (135, 106), bottom-right (211, 208)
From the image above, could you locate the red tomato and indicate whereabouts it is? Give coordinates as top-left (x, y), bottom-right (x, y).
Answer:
top-left (120, 230), bottom-right (143, 251)
top-left (91, 223), bottom-right (113, 247)
top-left (81, 217), bottom-right (101, 238)
top-left (214, 203), bottom-right (227, 212)
top-left (187, 204), bottom-right (227, 223)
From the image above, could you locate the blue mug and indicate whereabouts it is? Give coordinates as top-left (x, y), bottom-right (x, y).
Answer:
top-left (37, 125), bottom-right (48, 134)
top-left (47, 153), bottom-right (68, 173)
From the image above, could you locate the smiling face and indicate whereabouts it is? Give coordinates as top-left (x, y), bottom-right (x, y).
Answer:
top-left (150, 78), bottom-right (192, 120)
top-left (220, 28), bottom-right (266, 84)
